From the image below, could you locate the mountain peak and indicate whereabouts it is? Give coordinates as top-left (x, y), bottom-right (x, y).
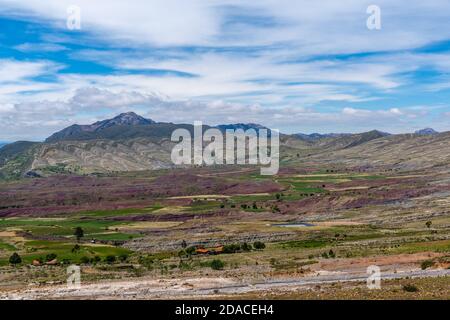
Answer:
top-left (45, 112), bottom-right (156, 143)
top-left (94, 112), bottom-right (155, 127)
top-left (415, 128), bottom-right (438, 135)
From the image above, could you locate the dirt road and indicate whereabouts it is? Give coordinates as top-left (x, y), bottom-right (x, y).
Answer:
top-left (1, 268), bottom-right (449, 300)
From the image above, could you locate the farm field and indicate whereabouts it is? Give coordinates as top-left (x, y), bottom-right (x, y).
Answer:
top-left (1, 164), bottom-right (449, 299)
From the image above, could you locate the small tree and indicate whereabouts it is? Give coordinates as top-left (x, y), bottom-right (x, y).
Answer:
top-left (74, 227), bottom-right (84, 242)
top-left (425, 221), bottom-right (432, 229)
top-left (9, 252), bottom-right (22, 265)
top-left (181, 240), bottom-right (187, 249)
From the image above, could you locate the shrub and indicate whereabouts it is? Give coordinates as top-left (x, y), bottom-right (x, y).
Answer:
top-left (186, 246), bottom-right (196, 255)
top-left (71, 244), bottom-right (81, 253)
top-left (119, 254), bottom-right (129, 262)
top-left (403, 284), bottom-right (419, 292)
top-left (9, 252), bottom-right (22, 265)
top-left (210, 259), bottom-right (225, 270)
top-left (241, 242), bottom-right (252, 251)
top-left (253, 241), bottom-right (266, 250)
top-left (46, 253), bottom-right (57, 261)
top-left (80, 256), bottom-right (91, 264)
top-left (328, 249), bottom-right (336, 258)
top-left (421, 259), bottom-right (435, 270)
top-left (105, 255), bottom-right (116, 264)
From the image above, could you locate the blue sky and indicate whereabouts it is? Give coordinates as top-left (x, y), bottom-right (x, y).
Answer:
top-left (0, 0), bottom-right (450, 141)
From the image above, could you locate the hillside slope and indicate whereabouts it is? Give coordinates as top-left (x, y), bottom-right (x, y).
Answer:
top-left (305, 132), bottom-right (450, 170)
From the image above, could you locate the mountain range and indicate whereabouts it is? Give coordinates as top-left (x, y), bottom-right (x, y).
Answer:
top-left (0, 112), bottom-right (448, 179)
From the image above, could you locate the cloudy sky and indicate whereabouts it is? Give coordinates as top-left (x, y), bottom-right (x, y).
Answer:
top-left (1, 0), bottom-right (450, 141)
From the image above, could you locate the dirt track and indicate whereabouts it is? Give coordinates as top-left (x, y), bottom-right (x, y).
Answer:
top-left (2, 268), bottom-right (449, 300)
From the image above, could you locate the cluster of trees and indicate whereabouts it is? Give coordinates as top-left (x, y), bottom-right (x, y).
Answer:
top-left (223, 241), bottom-right (266, 253)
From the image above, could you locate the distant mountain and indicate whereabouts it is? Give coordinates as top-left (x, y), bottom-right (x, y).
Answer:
top-left (46, 112), bottom-right (159, 143)
top-left (415, 128), bottom-right (438, 135)
top-left (294, 133), bottom-right (350, 141)
top-left (0, 142), bottom-right (8, 149)
top-left (46, 113), bottom-right (273, 143)
top-left (1, 111), bottom-right (449, 179)
top-left (216, 123), bottom-right (268, 132)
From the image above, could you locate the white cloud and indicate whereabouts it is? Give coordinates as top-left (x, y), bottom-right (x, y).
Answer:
top-left (0, 88), bottom-right (432, 141)
top-left (0, 1), bottom-right (449, 138)
top-left (14, 42), bottom-right (67, 52)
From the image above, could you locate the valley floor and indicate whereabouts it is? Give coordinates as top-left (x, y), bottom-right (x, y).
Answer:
top-left (0, 165), bottom-right (449, 299)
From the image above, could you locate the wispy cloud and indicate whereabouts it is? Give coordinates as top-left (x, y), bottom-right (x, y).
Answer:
top-left (0, 0), bottom-right (449, 139)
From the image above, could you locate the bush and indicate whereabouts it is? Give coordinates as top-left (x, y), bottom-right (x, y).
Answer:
top-left (328, 249), bottom-right (336, 258)
top-left (403, 284), bottom-right (419, 292)
top-left (119, 254), bottom-right (129, 262)
top-left (80, 256), bottom-right (91, 264)
top-left (71, 244), bottom-right (81, 253)
top-left (105, 255), bottom-right (116, 264)
top-left (9, 252), bottom-right (22, 265)
top-left (223, 244), bottom-right (241, 254)
top-left (253, 241), bottom-right (266, 250)
top-left (241, 242), bottom-right (252, 251)
top-left (210, 259), bottom-right (225, 270)
top-left (186, 246), bottom-right (196, 255)
top-left (420, 259), bottom-right (435, 270)
top-left (46, 253), bottom-right (57, 262)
